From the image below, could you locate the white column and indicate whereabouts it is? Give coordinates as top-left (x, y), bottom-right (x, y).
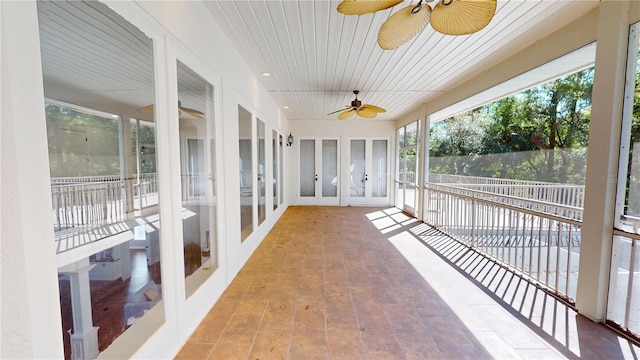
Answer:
top-left (118, 109), bottom-right (136, 217)
top-left (576, 0), bottom-right (631, 321)
top-left (60, 259), bottom-right (99, 360)
top-left (1, 1), bottom-right (65, 358)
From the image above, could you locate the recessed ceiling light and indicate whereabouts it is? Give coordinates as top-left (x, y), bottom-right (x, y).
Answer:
top-left (261, 72), bottom-right (271, 77)
top-left (283, 106), bottom-right (289, 109)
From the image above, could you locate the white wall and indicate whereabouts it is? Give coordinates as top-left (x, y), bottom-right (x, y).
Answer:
top-left (1, 2), bottom-right (65, 358)
top-left (1, 0), bottom-right (291, 359)
top-left (289, 119), bottom-right (397, 206)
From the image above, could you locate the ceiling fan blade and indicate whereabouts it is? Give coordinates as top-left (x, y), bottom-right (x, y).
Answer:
top-left (378, 4), bottom-right (432, 50)
top-left (338, 109), bottom-right (356, 120)
top-left (337, 0), bottom-right (403, 15)
top-left (362, 104), bottom-right (386, 113)
top-left (430, 0), bottom-right (497, 35)
top-left (327, 107), bottom-right (351, 115)
top-left (356, 108), bottom-right (378, 118)
top-left (180, 107), bottom-right (205, 119)
top-left (137, 104), bottom-right (154, 112)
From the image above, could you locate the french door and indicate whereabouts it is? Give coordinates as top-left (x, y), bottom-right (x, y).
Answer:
top-left (297, 138), bottom-right (340, 205)
top-left (348, 138), bottom-right (390, 205)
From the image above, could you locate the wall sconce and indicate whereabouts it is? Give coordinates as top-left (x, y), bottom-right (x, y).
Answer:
top-left (286, 132), bottom-right (294, 147)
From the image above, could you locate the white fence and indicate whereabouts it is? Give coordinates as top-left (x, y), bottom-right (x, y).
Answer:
top-left (424, 183), bottom-right (582, 302)
top-left (429, 173), bottom-right (585, 208)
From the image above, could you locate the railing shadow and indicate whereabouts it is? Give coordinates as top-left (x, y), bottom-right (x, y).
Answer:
top-left (406, 223), bottom-right (639, 359)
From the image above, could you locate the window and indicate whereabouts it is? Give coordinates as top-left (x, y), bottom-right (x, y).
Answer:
top-left (609, 21), bottom-right (640, 339)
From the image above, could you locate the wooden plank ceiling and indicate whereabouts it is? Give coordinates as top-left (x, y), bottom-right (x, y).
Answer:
top-left (37, 0), bottom-right (599, 122)
top-left (205, 0), bottom-right (598, 121)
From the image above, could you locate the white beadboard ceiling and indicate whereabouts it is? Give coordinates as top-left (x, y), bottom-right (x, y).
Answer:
top-left (205, 0), bottom-right (598, 121)
top-left (37, 0), bottom-right (599, 122)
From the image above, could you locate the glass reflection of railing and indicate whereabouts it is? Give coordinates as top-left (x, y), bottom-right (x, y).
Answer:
top-left (51, 174), bottom-right (159, 232)
top-left (51, 179), bottom-right (125, 231)
top-left (133, 173), bottom-right (159, 209)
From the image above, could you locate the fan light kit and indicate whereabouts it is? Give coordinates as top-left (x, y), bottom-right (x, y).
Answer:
top-left (338, 0), bottom-right (497, 50)
top-left (328, 90), bottom-right (386, 120)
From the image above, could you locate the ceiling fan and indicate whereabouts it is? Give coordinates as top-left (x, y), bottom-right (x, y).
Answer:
top-left (327, 90), bottom-right (386, 120)
top-left (337, 0), bottom-right (497, 50)
top-left (137, 100), bottom-right (204, 119)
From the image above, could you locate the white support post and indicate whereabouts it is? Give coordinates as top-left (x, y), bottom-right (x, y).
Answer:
top-left (576, 0), bottom-right (631, 321)
top-left (60, 259), bottom-right (99, 360)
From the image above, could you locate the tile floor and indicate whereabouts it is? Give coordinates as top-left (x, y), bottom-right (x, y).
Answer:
top-left (176, 206), bottom-right (640, 359)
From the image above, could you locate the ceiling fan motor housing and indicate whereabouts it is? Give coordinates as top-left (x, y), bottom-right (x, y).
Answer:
top-left (351, 99), bottom-right (362, 108)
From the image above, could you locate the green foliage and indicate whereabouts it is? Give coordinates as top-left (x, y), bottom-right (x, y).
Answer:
top-left (429, 67), bottom-right (594, 184)
top-left (46, 103), bottom-right (120, 177)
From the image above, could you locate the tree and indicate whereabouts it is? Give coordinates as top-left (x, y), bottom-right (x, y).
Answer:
top-left (429, 67), bottom-right (593, 183)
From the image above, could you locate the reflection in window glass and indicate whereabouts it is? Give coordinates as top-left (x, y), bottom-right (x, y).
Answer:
top-left (178, 61), bottom-right (218, 296)
top-left (130, 119), bottom-right (158, 211)
top-left (279, 134), bottom-right (284, 206)
top-left (273, 130), bottom-right (279, 210)
top-left (258, 119), bottom-right (266, 225)
top-left (239, 106), bottom-right (253, 241)
top-left (39, 1), bottom-right (162, 358)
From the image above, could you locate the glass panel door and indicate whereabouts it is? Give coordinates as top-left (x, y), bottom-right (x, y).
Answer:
top-left (350, 140), bottom-right (366, 198)
top-left (300, 139), bottom-right (316, 197)
top-left (372, 140), bottom-right (388, 198)
top-left (297, 138), bottom-right (340, 205)
top-left (396, 121), bottom-right (419, 215)
top-left (322, 139), bottom-right (338, 198)
top-left (349, 138), bottom-right (390, 205)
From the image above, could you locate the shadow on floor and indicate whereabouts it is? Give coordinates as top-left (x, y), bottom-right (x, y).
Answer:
top-left (373, 208), bottom-right (640, 359)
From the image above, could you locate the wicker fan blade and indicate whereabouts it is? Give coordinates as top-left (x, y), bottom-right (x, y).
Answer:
top-left (430, 0), bottom-right (497, 35)
top-left (138, 104), bottom-right (154, 112)
top-left (337, 0), bottom-right (403, 15)
top-left (378, 4), bottom-right (431, 50)
top-left (327, 107), bottom-right (350, 115)
top-left (362, 104), bottom-right (386, 113)
top-left (338, 109), bottom-right (356, 120)
top-left (356, 108), bottom-right (377, 118)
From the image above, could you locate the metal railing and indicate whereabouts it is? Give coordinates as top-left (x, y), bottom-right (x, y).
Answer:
top-left (424, 183), bottom-right (581, 302)
top-left (429, 173), bottom-right (585, 208)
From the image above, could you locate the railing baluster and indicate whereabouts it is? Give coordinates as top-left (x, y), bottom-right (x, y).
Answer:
top-left (424, 182), bottom-right (582, 300)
